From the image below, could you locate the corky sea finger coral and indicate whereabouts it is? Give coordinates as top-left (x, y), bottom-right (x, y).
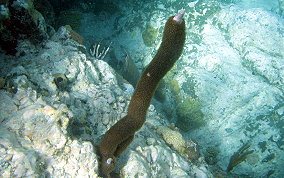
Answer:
top-left (98, 10), bottom-right (186, 177)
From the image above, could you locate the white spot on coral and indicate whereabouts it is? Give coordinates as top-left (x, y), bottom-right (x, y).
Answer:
top-left (106, 158), bottom-right (113, 165)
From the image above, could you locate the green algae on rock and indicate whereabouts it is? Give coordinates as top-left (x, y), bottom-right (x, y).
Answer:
top-left (142, 24), bottom-right (158, 47)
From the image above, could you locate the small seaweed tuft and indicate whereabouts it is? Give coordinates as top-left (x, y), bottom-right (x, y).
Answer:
top-left (176, 96), bottom-right (205, 131)
top-left (227, 142), bottom-right (254, 172)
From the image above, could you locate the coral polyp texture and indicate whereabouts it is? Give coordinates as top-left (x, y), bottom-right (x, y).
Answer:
top-left (98, 10), bottom-right (186, 177)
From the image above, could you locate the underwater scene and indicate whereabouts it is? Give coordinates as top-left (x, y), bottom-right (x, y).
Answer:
top-left (0, 0), bottom-right (283, 177)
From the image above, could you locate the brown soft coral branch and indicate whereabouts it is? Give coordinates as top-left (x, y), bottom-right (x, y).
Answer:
top-left (227, 142), bottom-right (254, 172)
top-left (98, 10), bottom-right (186, 178)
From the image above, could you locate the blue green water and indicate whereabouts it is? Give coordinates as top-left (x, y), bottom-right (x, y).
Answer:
top-left (1, 0), bottom-right (282, 177)
top-left (52, 0), bottom-right (283, 177)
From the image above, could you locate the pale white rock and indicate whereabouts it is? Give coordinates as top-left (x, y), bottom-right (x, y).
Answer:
top-left (94, 60), bottom-right (118, 85)
top-left (122, 83), bottom-right (134, 95)
top-left (0, 128), bottom-right (39, 177)
top-left (171, 167), bottom-right (189, 177)
top-left (277, 106), bottom-right (284, 115)
top-left (121, 142), bottom-right (192, 178)
top-left (191, 165), bottom-right (210, 178)
top-left (146, 138), bottom-right (156, 145)
top-left (0, 91), bottom-right (17, 123)
top-left (121, 150), bottom-right (151, 178)
top-left (178, 5), bottom-right (284, 177)
top-left (0, 17), bottom-right (213, 178)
